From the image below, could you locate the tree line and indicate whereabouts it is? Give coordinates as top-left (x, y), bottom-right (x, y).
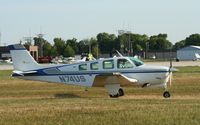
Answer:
top-left (24, 33), bottom-right (200, 58)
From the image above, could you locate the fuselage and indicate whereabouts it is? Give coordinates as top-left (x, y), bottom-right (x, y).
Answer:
top-left (13, 57), bottom-right (170, 88)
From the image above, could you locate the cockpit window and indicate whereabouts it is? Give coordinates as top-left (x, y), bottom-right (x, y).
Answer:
top-left (129, 57), bottom-right (144, 66)
top-left (117, 59), bottom-right (133, 69)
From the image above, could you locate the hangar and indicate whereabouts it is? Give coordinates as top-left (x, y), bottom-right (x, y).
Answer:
top-left (177, 45), bottom-right (200, 61)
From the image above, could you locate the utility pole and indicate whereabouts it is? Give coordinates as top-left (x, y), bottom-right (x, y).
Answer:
top-left (23, 37), bottom-right (33, 45)
top-left (128, 33), bottom-right (131, 56)
top-left (145, 42), bottom-right (149, 59)
top-left (37, 33), bottom-right (45, 57)
top-left (89, 41), bottom-right (91, 54)
top-left (97, 44), bottom-right (99, 59)
top-left (36, 26), bottom-right (45, 57)
top-left (118, 30), bottom-right (132, 56)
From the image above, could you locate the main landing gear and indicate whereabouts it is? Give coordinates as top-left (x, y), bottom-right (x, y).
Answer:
top-left (163, 91), bottom-right (170, 98)
top-left (109, 88), bottom-right (124, 98)
top-left (163, 81), bottom-right (171, 98)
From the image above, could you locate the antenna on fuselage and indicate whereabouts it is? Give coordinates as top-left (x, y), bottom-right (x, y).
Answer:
top-left (116, 50), bottom-right (123, 57)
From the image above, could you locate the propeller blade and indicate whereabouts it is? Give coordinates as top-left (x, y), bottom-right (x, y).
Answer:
top-left (170, 59), bottom-right (172, 68)
top-left (170, 67), bottom-right (178, 72)
top-left (168, 48), bottom-right (174, 87)
top-left (169, 72), bottom-right (172, 87)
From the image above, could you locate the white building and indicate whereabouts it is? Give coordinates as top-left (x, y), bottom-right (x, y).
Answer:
top-left (177, 45), bottom-right (200, 61)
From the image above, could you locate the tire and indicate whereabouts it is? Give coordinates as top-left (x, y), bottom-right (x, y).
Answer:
top-left (109, 94), bottom-right (119, 98)
top-left (163, 91), bottom-right (170, 98)
top-left (118, 88), bottom-right (124, 96)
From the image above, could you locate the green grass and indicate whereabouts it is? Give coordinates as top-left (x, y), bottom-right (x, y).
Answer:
top-left (0, 67), bottom-right (200, 125)
top-left (175, 66), bottom-right (200, 73)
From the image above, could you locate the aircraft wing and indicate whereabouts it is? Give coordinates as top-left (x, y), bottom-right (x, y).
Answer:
top-left (92, 72), bottom-right (138, 87)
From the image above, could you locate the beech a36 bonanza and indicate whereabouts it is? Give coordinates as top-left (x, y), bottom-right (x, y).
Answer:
top-left (9, 44), bottom-right (176, 98)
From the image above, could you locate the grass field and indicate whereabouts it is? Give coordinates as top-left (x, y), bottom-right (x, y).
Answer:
top-left (0, 67), bottom-right (200, 125)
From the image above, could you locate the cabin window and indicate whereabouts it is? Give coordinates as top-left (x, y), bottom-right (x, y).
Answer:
top-left (103, 60), bottom-right (114, 69)
top-left (117, 59), bottom-right (133, 69)
top-left (79, 64), bottom-right (87, 70)
top-left (91, 62), bottom-right (99, 70)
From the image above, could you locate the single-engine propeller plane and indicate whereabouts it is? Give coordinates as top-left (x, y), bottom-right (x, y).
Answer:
top-left (9, 44), bottom-right (176, 98)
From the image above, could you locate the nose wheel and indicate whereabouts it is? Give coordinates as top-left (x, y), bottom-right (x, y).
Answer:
top-left (118, 88), bottom-right (124, 96)
top-left (163, 91), bottom-right (170, 98)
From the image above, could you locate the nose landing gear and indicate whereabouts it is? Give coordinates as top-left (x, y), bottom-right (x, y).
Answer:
top-left (118, 88), bottom-right (124, 96)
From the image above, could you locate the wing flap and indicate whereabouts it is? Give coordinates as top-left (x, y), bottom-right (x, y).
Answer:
top-left (92, 72), bottom-right (138, 87)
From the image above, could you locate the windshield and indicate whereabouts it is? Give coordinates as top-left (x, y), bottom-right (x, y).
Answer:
top-left (129, 57), bottom-right (144, 66)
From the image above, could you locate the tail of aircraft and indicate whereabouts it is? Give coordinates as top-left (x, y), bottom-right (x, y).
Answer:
top-left (8, 44), bottom-right (41, 71)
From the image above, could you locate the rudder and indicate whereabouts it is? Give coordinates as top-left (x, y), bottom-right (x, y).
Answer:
top-left (8, 44), bottom-right (41, 71)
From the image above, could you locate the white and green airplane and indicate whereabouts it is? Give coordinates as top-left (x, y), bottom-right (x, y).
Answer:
top-left (9, 44), bottom-right (175, 98)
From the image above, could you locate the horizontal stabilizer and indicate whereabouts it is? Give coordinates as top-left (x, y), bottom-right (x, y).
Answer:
top-left (12, 70), bottom-right (37, 76)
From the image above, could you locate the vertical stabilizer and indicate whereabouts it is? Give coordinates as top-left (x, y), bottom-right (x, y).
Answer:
top-left (8, 44), bottom-right (41, 71)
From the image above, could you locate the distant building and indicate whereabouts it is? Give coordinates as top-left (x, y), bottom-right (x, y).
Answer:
top-left (177, 45), bottom-right (200, 61)
top-left (24, 45), bottom-right (38, 61)
top-left (0, 46), bottom-right (10, 59)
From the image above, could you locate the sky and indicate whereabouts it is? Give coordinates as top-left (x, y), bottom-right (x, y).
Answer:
top-left (0, 0), bottom-right (200, 45)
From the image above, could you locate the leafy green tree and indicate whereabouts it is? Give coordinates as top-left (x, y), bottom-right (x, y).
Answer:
top-left (97, 33), bottom-right (119, 53)
top-left (63, 45), bottom-right (75, 57)
top-left (49, 46), bottom-right (58, 56)
top-left (131, 34), bottom-right (148, 52)
top-left (185, 34), bottom-right (200, 46)
top-left (148, 34), bottom-right (172, 51)
top-left (133, 44), bottom-right (143, 52)
top-left (92, 45), bottom-right (101, 58)
top-left (173, 34), bottom-right (200, 50)
top-left (33, 37), bottom-right (48, 57)
top-left (53, 38), bottom-right (66, 56)
top-left (78, 39), bottom-right (90, 54)
top-left (77, 38), bottom-right (98, 56)
top-left (89, 38), bottom-right (100, 57)
top-left (173, 40), bottom-right (186, 50)
top-left (66, 38), bottom-right (78, 53)
top-left (34, 37), bottom-right (45, 47)
top-left (118, 33), bottom-right (148, 53)
top-left (90, 37), bottom-right (98, 47)
top-left (43, 42), bottom-right (53, 56)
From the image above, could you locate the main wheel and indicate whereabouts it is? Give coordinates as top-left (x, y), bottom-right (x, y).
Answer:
top-left (163, 91), bottom-right (170, 98)
top-left (118, 88), bottom-right (124, 96)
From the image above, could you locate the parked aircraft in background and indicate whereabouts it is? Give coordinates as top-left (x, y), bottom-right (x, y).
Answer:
top-left (9, 44), bottom-right (176, 98)
top-left (0, 58), bottom-right (13, 64)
